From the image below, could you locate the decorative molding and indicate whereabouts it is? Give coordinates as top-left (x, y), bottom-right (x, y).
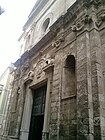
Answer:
top-left (52, 33), bottom-right (65, 48)
top-left (102, 71), bottom-right (105, 76)
top-left (24, 70), bottom-right (34, 83)
top-left (14, 68), bottom-right (20, 79)
top-left (71, 22), bottom-right (84, 32)
top-left (21, 60), bottom-right (30, 73)
top-left (43, 60), bottom-right (54, 73)
top-left (42, 132), bottom-right (49, 140)
top-left (83, 0), bottom-right (103, 8)
top-left (96, 11), bottom-right (105, 27)
top-left (35, 58), bottom-right (46, 79)
top-left (24, 22), bottom-right (36, 40)
top-left (34, 55), bottom-right (55, 79)
top-left (30, 22), bottom-right (36, 31)
top-left (71, 14), bottom-right (92, 32)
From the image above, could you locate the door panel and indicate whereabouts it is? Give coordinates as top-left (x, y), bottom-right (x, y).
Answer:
top-left (28, 85), bottom-right (47, 140)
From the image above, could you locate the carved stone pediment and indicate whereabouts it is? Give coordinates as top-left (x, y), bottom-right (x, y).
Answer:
top-left (43, 63), bottom-right (54, 73)
top-left (34, 55), bottom-right (55, 79)
top-left (24, 70), bottom-right (34, 83)
top-left (43, 56), bottom-right (54, 72)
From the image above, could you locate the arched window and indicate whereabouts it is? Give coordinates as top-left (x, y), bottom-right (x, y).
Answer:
top-left (42, 18), bottom-right (50, 34)
top-left (63, 55), bottom-right (76, 97)
top-left (60, 55), bottom-right (77, 139)
top-left (65, 55), bottom-right (75, 72)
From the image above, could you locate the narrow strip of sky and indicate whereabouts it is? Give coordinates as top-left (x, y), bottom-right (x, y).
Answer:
top-left (0, 0), bottom-right (37, 76)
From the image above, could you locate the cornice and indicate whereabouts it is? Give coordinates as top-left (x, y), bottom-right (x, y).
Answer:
top-left (14, 0), bottom-right (81, 67)
top-left (83, 0), bottom-right (105, 8)
top-left (23, 0), bottom-right (49, 30)
top-left (28, 0), bottom-right (44, 18)
top-left (14, 0), bottom-right (105, 68)
top-left (23, 0), bottom-right (56, 31)
top-left (29, 31), bottom-right (55, 58)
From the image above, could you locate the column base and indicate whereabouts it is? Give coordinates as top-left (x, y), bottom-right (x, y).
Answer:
top-left (42, 132), bottom-right (49, 140)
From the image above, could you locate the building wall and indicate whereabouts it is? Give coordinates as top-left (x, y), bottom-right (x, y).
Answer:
top-left (0, 66), bottom-right (14, 138)
top-left (2, 0), bottom-right (105, 140)
top-left (19, 0), bottom-right (76, 54)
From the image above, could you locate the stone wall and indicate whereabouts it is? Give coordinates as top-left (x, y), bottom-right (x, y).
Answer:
top-left (1, 0), bottom-right (105, 140)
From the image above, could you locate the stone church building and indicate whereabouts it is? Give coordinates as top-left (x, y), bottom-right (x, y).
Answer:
top-left (1, 0), bottom-right (105, 140)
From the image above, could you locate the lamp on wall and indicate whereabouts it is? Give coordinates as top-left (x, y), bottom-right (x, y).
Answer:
top-left (0, 6), bottom-right (5, 15)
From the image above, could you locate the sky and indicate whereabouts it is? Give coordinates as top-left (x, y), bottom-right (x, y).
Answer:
top-left (0, 0), bottom-right (37, 76)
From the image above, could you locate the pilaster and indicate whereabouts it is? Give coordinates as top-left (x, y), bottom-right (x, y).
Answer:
top-left (19, 87), bottom-right (33, 140)
top-left (42, 64), bottom-right (54, 140)
top-left (89, 6), bottom-right (105, 139)
top-left (76, 29), bottom-right (94, 140)
top-left (49, 50), bottom-right (63, 140)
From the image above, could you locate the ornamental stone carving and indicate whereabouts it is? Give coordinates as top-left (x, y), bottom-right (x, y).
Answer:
top-left (14, 68), bottom-right (20, 79)
top-left (34, 54), bottom-right (55, 79)
top-left (24, 70), bottom-right (34, 83)
top-left (35, 58), bottom-right (46, 79)
top-left (96, 11), bottom-right (105, 27)
top-left (42, 132), bottom-right (49, 140)
top-left (71, 14), bottom-right (92, 32)
top-left (21, 60), bottom-right (30, 73)
top-left (83, 0), bottom-right (104, 7)
top-left (52, 34), bottom-right (65, 48)
top-left (30, 22), bottom-right (36, 31)
top-left (71, 23), bottom-right (84, 32)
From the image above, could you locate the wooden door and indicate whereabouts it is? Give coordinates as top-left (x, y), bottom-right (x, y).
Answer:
top-left (28, 85), bottom-right (47, 140)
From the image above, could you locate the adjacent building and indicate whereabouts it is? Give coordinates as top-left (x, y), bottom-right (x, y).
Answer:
top-left (2, 0), bottom-right (105, 140)
top-left (0, 66), bottom-right (14, 138)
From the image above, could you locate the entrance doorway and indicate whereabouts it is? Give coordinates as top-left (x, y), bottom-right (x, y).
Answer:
top-left (28, 85), bottom-right (47, 140)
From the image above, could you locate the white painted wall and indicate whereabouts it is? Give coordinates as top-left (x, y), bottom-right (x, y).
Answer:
top-left (19, 0), bottom-right (76, 54)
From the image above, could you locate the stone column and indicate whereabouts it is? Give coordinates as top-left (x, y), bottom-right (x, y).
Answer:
top-left (30, 22), bottom-right (36, 46)
top-left (76, 30), bottom-right (94, 140)
top-left (42, 66), bottom-right (53, 140)
top-left (48, 52), bottom-right (63, 140)
top-left (89, 12), bottom-right (105, 140)
top-left (19, 87), bottom-right (33, 140)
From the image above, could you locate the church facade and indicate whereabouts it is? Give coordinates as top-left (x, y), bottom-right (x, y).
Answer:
top-left (1, 0), bottom-right (105, 140)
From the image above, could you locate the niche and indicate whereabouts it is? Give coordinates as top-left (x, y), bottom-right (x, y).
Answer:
top-left (62, 55), bottom-right (76, 98)
top-left (60, 55), bottom-right (77, 139)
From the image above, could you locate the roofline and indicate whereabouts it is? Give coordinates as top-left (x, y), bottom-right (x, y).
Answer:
top-left (23, 0), bottom-right (49, 31)
top-left (0, 66), bottom-right (13, 81)
top-left (28, 0), bottom-right (43, 18)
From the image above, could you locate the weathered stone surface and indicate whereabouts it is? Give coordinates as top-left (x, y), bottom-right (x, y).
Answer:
top-left (1, 0), bottom-right (105, 140)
